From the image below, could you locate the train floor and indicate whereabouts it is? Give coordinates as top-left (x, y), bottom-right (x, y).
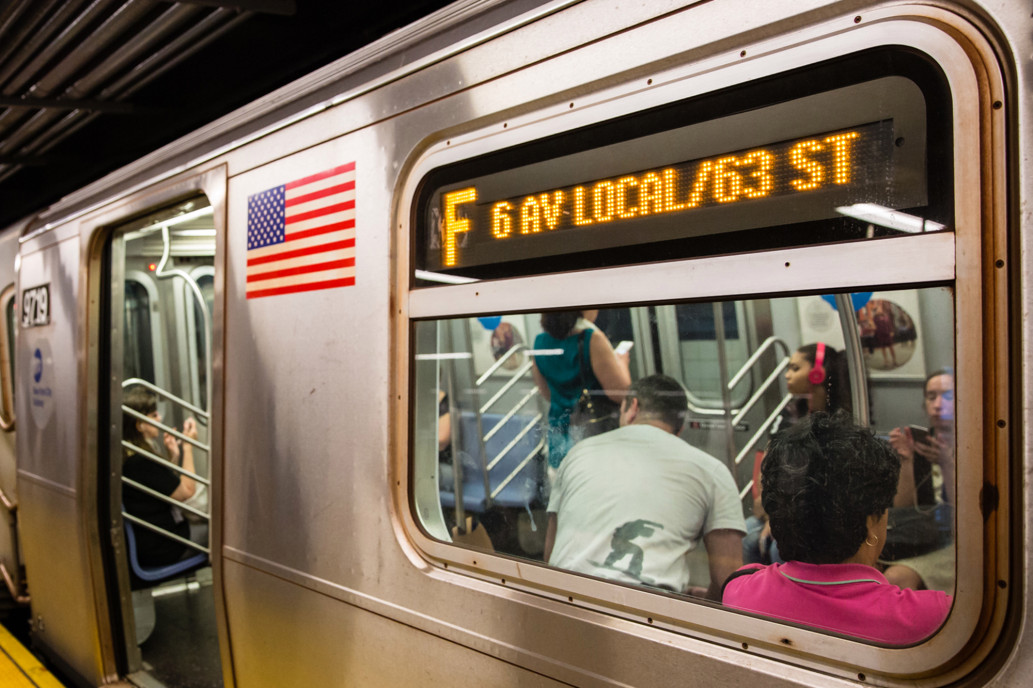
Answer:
top-left (131, 567), bottom-right (222, 688)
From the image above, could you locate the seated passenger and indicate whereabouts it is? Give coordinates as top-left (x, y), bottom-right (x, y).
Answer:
top-left (744, 343), bottom-right (851, 566)
top-left (882, 368), bottom-right (955, 592)
top-left (122, 386), bottom-right (207, 567)
top-left (723, 412), bottom-right (951, 644)
top-left (544, 374), bottom-right (745, 600)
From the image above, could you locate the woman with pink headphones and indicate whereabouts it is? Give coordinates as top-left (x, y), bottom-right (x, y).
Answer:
top-left (784, 342), bottom-right (853, 417)
top-left (745, 342), bottom-right (853, 566)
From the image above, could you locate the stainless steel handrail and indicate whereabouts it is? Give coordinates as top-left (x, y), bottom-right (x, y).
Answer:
top-left (0, 484), bottom-right (15, 512)
top-left (486, 412), bottom-right (544, 471)
top-left (478, 358), bottom-right (535, 415)
top-left (120, 376), bottom-right (212, 552)
top-left (731, 358), bottom-right (791, 428)
top-left (476, 343), bottom-right (528, 386)
top-left (470, 343), bottom-right (542, 509)
top-left (121, 512), bottom-right (209, 555)
top-left (736, 392), bottom-right (794, 501)
top-left (121, 477), bottom-right (209, 520)
top-left (122, 377), bottom-right (209, 424)
top-left (483, 386), bottom-right (539, 443)
top-left (120, 441), bottom-right (209, 487)
top-left (728, 337), bottom-right (792, 391)
top-left (491, 437), bottom-right (546, 500)
top-left (121, 407), bottom-right (208, 454)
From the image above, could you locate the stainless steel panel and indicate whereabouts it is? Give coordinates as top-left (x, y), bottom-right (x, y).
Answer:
top-left (16, 477), bottom-right (106, 687)
top-left (16, 234), bottom-right (80, 488)
top-left (222, 555), bottom-right (831, 688)
top-left (0, 1), bottom-right (1027, 687)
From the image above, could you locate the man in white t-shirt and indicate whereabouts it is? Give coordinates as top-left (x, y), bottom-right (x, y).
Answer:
top-left (544, 374), bottom-right (745, 599)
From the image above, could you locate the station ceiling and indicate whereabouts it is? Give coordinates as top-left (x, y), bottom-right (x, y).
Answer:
top-left (0, 0), bottom-right (453, 230)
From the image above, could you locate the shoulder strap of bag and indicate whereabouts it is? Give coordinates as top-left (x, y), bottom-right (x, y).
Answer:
top-left (577, 330), bottom-right (590, 389)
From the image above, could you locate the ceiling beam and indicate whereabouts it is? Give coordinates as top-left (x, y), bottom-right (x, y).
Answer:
top-left (0, 155), bottom-right (50, 166)
top-left (0, 97), bottom-right (136, 113)
top-left (164, 1), bottom-right (295, 15)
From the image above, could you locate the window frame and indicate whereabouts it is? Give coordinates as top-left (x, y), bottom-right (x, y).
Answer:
top-left (396, 13), bottom-right (1003, 682)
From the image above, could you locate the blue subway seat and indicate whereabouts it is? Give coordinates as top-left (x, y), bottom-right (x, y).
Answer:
top-left (124, 519), bottom-right (208, 584)
top-left (439, 412), bottom-right (542, 513)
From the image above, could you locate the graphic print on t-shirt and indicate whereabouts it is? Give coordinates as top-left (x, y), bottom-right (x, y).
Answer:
top-left (590, 519), bottom-right (665, 585)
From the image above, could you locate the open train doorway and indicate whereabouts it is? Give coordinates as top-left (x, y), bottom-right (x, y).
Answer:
top-left (100, 195), bottom-right (222, 687)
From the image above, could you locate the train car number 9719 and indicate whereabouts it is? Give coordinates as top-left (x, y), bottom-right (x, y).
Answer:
top-left (21, 285), bottom-right (50, 328)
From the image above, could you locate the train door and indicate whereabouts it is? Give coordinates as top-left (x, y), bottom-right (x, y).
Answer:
top-left (0, 229), bottom-right (25, 612)
top-left (99, 194), bottom-right (222, 687)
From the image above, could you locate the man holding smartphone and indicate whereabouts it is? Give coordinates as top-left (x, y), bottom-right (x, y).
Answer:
top-left (883, 368), bottom-right (956, 592)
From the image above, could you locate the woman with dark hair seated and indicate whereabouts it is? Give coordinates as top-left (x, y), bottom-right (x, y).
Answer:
top-left (723, 412), bottom-right (951, 644)
top-left (123, 386), bottom-right (207, 567)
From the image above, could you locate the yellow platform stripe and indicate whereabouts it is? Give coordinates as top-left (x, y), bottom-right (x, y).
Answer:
top-left (0, 623), bottom-right (65, 688)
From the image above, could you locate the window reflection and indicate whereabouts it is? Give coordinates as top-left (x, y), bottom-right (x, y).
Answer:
top-left (412, 287), bottom-right (955, 641)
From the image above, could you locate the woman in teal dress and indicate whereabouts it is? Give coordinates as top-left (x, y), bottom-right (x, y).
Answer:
top-left (531, 310), bottom-right (631, 469)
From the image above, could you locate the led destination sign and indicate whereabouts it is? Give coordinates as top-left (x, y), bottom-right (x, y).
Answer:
top-left (424, 120), bottom-right (897, 273)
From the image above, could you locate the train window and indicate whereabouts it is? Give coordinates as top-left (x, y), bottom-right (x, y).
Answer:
top-left (405, 39), bottom-right (987, 677)
top-left (412, 286), bottom-right (957, 640)
top-left (123, 279), bottom-right (157, 384)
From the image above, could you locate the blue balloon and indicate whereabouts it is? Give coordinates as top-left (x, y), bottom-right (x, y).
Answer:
top-left (477, 316), bottom-right (503, 330)
top-left (820, 292), bottom-right (873, 312)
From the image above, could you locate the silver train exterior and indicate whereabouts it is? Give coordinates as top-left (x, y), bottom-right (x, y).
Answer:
top-left (0, 0), bottom-right (1028, 686)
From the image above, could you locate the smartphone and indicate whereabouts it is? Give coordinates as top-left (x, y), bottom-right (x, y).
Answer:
top-left (909, 424), bottom-right (931, 444)
top-left (614, 340), bottom-right (634, 355)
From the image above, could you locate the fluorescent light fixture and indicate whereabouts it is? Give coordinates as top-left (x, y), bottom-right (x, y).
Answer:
top-left (157, 206), bottom-right (214, 229)
top-left (836, 203), bottom-right (946, 234)
top-left (415, 270), bottom-right (479, 284)
top-left (415, 352), bottom-right (473, 360)
top-left (175, 229), bottom-right (217, 237)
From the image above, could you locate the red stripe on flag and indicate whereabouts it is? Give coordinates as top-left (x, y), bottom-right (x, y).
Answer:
top-left (247, 277), bottom-right (356, 299)
top-left (285, 180), bottom-right (356, 208)
top-left (287, 219), bottom-right (355, 243)
top-left (285, 199), bottom-right (355, 225)
top-left (247, 238), bottom-right (356, 267)
top-left (246, 258), bottom-right (356, 283)
top-left (284, 163), bottom-right (356, 190)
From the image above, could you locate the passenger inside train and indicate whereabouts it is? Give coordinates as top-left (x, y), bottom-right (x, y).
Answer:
top-left (744, 342), bottom-right (852, 566)
top-left (882, 368), bottom-right (956, 592)
top-left (531, 309), bottom-right (631, 471)
top-left (413, 287), bottom-right (957, 626)
top-left (122, 386), bottom-right (208, 567)
top-left (544, 374), bottom-right (744, 600)
top-left (722, 411), bottom-right (952, 644)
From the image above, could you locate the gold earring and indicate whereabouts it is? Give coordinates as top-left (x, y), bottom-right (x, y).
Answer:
top-left (865, 534), bottom-right (879, 547)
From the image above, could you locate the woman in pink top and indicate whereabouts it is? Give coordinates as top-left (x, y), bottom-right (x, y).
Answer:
top-left (723, 412), bottom-right (951, 644)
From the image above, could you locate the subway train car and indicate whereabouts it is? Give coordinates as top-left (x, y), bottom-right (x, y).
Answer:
top-left (0, 0), bottom-right (1029, 685)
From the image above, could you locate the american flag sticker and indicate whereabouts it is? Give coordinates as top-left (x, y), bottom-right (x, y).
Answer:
top-left (246, 163), bottom-right (356, 298)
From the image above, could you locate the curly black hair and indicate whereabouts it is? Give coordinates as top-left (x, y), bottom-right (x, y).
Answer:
top-left (761, 411), bottom-right (900, 564)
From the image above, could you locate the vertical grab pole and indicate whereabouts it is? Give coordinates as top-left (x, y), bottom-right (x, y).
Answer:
top-left (835, 293), bottom-right (870, 427)
top-left (713, 302), bottom-right (738, 480)
top-left (156, 224), bottom-right (213, 418)
top-left (442, 326), bottom-right (467, 535)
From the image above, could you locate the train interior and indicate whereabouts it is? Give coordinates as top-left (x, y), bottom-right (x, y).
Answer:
top-left (413, 286), bottom-right (956, 595)
top-left (103, 197), bottom-right (220, 688)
